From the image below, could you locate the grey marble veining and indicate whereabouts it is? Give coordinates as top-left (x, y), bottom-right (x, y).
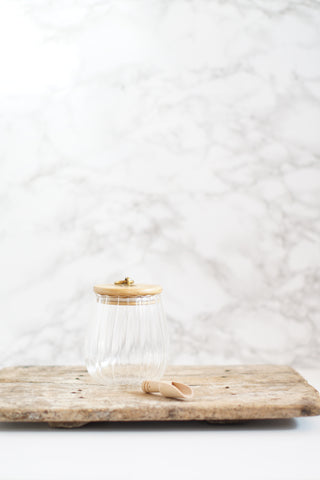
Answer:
top-left (0, 0), bottom-right (319, 368)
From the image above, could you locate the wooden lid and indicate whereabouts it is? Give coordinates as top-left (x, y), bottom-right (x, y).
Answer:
top-left (93, 277), bottom-right (162, 297)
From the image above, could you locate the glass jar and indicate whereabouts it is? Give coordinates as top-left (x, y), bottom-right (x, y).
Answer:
top-left (85, 277), bottom-right (168, 385)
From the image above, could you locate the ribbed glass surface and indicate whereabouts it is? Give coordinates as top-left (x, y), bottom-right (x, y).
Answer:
top-left (85, 294), bottom-right (168, 385)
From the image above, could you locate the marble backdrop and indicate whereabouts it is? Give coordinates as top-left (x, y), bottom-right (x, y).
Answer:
top-left (1, 0), bottom-right (319, 368)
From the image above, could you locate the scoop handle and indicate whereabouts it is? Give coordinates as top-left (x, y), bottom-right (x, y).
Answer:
top-left (141, 380), bottom-right (160, 393)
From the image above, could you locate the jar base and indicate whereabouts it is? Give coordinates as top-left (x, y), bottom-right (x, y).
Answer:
top-left (87, 364), bottom-right (165, 387)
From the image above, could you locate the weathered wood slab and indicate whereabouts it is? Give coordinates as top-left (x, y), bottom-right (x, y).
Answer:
top-left (0, 365), bottom-right (319, 427)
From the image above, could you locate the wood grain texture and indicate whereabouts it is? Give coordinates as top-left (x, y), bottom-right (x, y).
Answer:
top-left (0, 365), bottom-right (319, 427)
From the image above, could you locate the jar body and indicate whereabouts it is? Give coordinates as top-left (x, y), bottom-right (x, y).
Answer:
top-left (85, 294), bottom-right (168, 385)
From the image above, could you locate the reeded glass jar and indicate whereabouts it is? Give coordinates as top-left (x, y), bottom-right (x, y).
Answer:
top-left (85, 277), bottom-right (168, 385)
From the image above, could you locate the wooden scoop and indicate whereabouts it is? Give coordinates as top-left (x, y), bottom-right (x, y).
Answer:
top-left (141, 380), bottom-right (193, 400)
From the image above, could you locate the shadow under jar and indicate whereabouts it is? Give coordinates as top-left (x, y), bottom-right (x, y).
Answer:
top-left (85, 277), bottom-right (168, 385)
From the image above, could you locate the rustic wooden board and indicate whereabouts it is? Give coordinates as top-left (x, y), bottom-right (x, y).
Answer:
top-left (0, 365), bottom-right (319, 427)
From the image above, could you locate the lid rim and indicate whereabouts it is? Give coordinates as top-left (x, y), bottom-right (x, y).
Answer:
top-left (93, 283), bottom-right (162, 297)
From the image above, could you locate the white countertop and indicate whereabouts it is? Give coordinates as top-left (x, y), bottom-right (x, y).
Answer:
top-left (0, 368), bottom-right (319, 480)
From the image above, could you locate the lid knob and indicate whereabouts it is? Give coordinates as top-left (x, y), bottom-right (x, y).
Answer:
top-left (114, 277), bottom-right (135, 286)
